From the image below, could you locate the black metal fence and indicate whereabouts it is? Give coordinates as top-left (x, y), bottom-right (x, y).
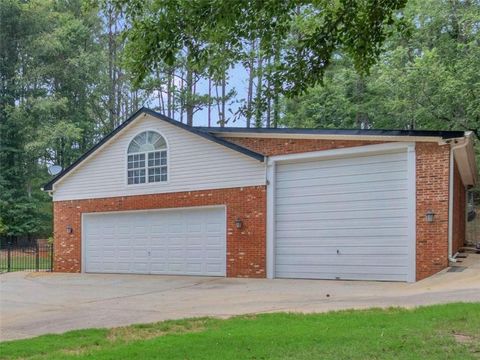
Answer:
top-left (0, 242), bottom-right (53, 272)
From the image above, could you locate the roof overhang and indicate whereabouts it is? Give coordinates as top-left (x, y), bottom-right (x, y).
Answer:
top-left (199, 127), bottom-right (465, 142)
top-left (449, 132), bottom-right (477, 187)
top-left (203, 127), bottom-right (477, 187)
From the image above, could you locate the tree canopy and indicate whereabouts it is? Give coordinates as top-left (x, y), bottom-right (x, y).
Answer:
top-left (1, 0), bottom-right (479, 239)
top-left (113, 0), bottom-right (407, 95)
top-left (282, 0), bottom-right (480, 137)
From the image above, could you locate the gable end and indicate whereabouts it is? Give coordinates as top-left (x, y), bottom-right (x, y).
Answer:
top-left (43, 108), bottom-right (264, 191)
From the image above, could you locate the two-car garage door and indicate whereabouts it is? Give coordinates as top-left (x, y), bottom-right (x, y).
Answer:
top-left (274, 149), bottom-right (413, 282)
top-left (83, 207), bottom-right (226, 276)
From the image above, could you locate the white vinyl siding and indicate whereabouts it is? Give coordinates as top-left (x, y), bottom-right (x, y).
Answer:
top-left (52, 114), bottom-right (265, 201)
top-left (83, 207), bottom-right (226, 276)
top-left (274, 149), bottom-right (412, 282)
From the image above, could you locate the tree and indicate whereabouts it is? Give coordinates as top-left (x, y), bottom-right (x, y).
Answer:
top-left (110, 0), bottom-right (406, 110)
top-left (282, 0), bottom-right (480, 137)
top-left (0, 0), bottom-right (105, 238)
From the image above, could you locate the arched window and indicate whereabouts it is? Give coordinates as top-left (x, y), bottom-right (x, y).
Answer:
top-left (127, 131), bottom-right (167, 184)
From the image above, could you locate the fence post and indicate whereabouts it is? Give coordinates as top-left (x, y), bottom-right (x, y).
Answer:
top-left (7, 242), bottom-right (11, 272)
top-left (50, 244), bottom-right (54, 272)
top-left (35, 241), bottom-right (39, 272)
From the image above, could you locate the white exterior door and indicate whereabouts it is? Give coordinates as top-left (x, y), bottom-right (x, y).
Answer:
top-left (274, 147), bottom-right (414, 281)
top-left (83, 207), bottom-right (226, 276)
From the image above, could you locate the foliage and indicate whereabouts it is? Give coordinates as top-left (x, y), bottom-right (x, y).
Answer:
top-left (0, 0), bottom-right (104, 237)
top-left (111, 0), bottom-right (406, 94)
top-left (282, 0), bottom-right (480, 136)
top-left (1, 303), bottom-right (479, 359)
top-left (1, 0), bottom-right (479, 237)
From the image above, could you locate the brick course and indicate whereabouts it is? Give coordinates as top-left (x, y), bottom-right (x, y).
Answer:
top-left (415, 143), bottom-right (450, 280)
top-left (53, 186), bottom-right (266, 277)
top-left (223, 137), bottom-right (380, 156)
top-left (53, 136), bottom-right (458, 281)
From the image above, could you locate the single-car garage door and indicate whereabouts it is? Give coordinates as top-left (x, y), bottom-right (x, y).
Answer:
top-left (275, 149), bottom-right (413, 281)
top-left (83, 207), bottom-right (226, 276)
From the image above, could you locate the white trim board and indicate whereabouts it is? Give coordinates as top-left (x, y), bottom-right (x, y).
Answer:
top-left (266, 142), bottom-right (416, 282)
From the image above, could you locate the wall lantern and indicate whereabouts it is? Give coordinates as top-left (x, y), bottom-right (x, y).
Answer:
top-left (235, 218), bottom-right (243, 229)
top-left (66, 225), bottom-right (73, 234)
top-left (425, 210), bottom-right (435, 223)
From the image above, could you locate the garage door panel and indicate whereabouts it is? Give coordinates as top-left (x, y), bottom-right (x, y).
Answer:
top-left (276, 169), bottom-right (407, 189)
top-left (277, 159), bottom-right (406, 179)
top-left (275, 149), bottom-right (412, 282)
top-left (277, 227), bottom-right (409, 239)
top-left (275, 238), bottom-right (409, 248)
top-left (275, 270), bottom-right (408, 281)
top-left (276, 254), bottom-right (409, 267)
top-left (84, 207), bottom-right (226, 276)
top-left (277, 179), bottom-right (407, 199)
top-left (277, 152), bottom-right (406, 173)
top-left (276, 189), bottom-right (409, 206)
top-left (277, 200), bottom-right (408, 215)
top-left (276, 218), bottom-right (409, 230)
top-left (276, 246), bottom-right (409, 256)
top-left (277, 208), bottom-right (408, 222)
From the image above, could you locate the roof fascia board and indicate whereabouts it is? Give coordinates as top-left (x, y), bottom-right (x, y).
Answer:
top-left (213, 132), bottom-right (444, 142)
top-left (200, 127), bottom-right (465, 140)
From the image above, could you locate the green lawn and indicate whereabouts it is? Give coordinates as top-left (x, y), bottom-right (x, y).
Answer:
top-left (1, 303), bottom-right (479, 360)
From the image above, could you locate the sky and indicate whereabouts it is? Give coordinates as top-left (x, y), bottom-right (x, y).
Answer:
top-left (144, 64), bottom-right (252, 128)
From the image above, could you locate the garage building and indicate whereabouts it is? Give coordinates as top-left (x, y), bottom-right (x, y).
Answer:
top-left (43, 108), bottom-right (477, 282)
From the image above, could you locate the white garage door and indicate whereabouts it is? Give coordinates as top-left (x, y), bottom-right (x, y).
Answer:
top-left (275, 149), bottom-right (413, 281)
top-left (83, 207), bottom-right (226, 276)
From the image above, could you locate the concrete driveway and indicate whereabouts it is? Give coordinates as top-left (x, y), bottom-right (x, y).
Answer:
top-left (1, 254), bottom-right (479, 341)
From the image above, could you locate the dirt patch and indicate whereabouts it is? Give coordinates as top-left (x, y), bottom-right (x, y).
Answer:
top-left (453, 333), bottom-right (474, 344)
top-left (61, 345), bottom-right (101, 356)
top-left (107, 319), bottom-right (208, 343)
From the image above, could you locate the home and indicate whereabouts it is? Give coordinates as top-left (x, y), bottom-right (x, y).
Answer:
top-left (43, 108), bottom-right (477, 282)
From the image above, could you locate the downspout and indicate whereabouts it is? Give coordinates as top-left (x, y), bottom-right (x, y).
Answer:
top-left (448, 138), bottom-right (469, 263)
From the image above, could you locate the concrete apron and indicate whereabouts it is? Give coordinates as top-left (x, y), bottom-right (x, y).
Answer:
top-left (1, 253), bottom-right (479, 341)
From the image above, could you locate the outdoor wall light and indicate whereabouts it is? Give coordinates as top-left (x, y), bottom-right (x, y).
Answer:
top-left (66, 225), bottom-right (73, 234)
top-left (235, 218), bottom-right (243, 229)
top-left (425, 210), bottom-right (435, 223)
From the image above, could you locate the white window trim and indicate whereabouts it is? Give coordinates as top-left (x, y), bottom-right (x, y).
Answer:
top-left (125, 129), bottom-right (170, 187)
top-left (266, 142), bottom-right (417, 282)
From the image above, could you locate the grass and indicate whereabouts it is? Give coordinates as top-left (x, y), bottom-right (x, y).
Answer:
top-left (0, 251), bottom-right (52, 272)
top-left (1, 303), bottom-right (479, 359)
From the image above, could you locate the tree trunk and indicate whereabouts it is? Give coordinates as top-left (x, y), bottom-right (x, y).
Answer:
top-left (107, 5), bottom-right (116, 131)
top-left (246, 40), bottom-right (256, 128)
top-left (180, 69), bottom-right (184, 123)
top-left (186, 67), bottom-right (193, 126)
top-left (208, 77), bottom-right (212, 127)
top-left (220, 74), bottom-right (226, 127)
top-left (255, 49), bottom-right (263, 128)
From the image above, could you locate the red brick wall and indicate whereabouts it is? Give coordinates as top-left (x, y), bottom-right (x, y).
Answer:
top-left (452, 162), bottom-right (466, 254)
top-left (53, 136), bottom-right (456, 281)
top-left (223, 137), bottom-right (380, 156)
top-left (415, 143), bottom-right (451, 280)
top-left (53, 186), bottom-right (266, 277)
